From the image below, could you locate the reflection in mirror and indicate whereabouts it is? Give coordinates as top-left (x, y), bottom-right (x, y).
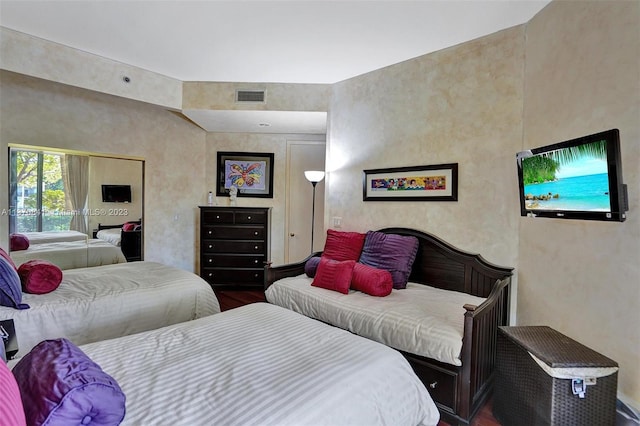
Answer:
top-left (7, 145), bottom-right (144, 266)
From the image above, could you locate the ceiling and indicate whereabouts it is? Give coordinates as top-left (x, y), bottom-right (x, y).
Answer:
top-left (0, 0), bottom-right (551, 133)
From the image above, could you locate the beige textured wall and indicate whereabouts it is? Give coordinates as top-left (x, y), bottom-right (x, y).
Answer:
top-left (328, 26), bottom-right (524, 270)
top-left (0, 28), bottom-right (183, 110)
top-left (520, 0), bottom-right (640, 405)
top-left (183, 81), bottom-right (330, 111)
top-left (205, 132), bottom-right (325, 267)
top-left (0, 71), bottom-right (207, 271)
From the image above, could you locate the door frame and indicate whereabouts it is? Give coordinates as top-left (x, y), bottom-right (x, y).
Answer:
top-left (285, 139), bottom-right (326, 264)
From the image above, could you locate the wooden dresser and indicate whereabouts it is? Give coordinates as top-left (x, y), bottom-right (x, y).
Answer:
top-left (199, 206), bottom-right (271, 290)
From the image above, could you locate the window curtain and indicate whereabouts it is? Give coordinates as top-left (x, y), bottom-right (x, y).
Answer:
top-left (62, 155), bottom-right (89, 234)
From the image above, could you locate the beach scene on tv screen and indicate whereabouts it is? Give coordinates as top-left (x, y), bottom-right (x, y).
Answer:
top-left (522, 141), bottom-right (610, 212)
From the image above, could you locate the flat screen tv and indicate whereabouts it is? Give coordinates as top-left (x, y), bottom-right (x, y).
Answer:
top-left (517, 129), bottom-right (627, 222)
top-left (101, 184), bottom-right (132, 203)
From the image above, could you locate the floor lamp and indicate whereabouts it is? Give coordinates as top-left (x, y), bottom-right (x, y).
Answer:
top-left (304, 170), bottom-right (325, 253)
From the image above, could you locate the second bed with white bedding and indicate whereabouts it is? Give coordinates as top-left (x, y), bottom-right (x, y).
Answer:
top-left (265, 274), bottom-right (486, 366)
top-left (9, 238), bottom-right (126, 269)
top-left (0, 261), bottom-right (220, 356)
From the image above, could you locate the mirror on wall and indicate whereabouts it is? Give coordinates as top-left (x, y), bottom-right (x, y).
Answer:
top-left (8, 145), bottom-right (144, 261)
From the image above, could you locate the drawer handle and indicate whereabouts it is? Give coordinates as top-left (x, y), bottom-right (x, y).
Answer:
top-left (254, 231), bottom-right (259, 236)
top-left (208, 259), bottom-right (213, 263)
top-left (208, 230), bottom-right (212, 235)
top-left (208, 244), bottom-right (213, 249)
top-left (247, 216), bottom-right (252, 220)
top-left (208, 273), bottom-right (213, 277)
top-left (216, 215), bottom-right (220, 219)
top-left (429, 381), bottom-right (438, 389)
top-left (254, 246), bottom-right (259, 250)
top-left (254, 260), bottom-right (258, 264)
top-left (254, 273), bottom-right (259, 278)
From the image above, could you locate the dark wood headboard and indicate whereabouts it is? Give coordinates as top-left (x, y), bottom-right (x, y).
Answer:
top-left (97, 220), bottom-right (141, 231)
top-left (378, 227), bottom-right (513, 299)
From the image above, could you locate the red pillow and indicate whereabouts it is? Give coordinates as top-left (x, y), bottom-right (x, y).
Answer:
top-left (311, 257), bottom-right (355, 294)
top-left (9, 233), bottom-right (29, 251)
top-left (322, 229), bottom-right (366, 261)
top-left (351, 263), bottom-right (393, 297)
top-left (0, 247), bottom-right (18, 271)
top-left (122, 223), bottom-right (136, 232)
top-left (18, 260), bottom-right (63, 294)
top-left (0, 361), bottom-right (26, 426)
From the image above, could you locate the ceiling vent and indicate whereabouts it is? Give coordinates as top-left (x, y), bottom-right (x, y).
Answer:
top-left (236, 90), bottom-right (266, 103)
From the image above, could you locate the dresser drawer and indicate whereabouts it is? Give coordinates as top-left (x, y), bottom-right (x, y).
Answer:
top-left (201, 268), bottom-right (264, 285)
top-left (202, 226), bottom-right (265, 240)
top-left (202, 240), bottom-right (265, 254)
top-left (409, 361), bottom-right (457, 412)
top-left (202, 254), bottom-right (264, 268)
top-left (202, 210), bottom-right (234, 224)
top-left (235, 211), bottom-right (266, 224)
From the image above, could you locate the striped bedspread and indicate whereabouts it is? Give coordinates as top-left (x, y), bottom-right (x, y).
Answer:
top-left (22, 230), bottom-right (88, 244)
top-left (0, 261), bottom-right (220, 356)
top-left (9, 239), bottom-right (126, 269)
top-left (266, 274), bottom-right (487, 366)
top-left (79, 303), bottom-right (440, 426)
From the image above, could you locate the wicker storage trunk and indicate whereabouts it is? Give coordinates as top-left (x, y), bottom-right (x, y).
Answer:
top-left (493, 326), bottom-right (618, 426)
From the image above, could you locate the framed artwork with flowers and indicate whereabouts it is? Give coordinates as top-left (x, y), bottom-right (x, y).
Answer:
top-left (216, 151), bottom-right (274, 198)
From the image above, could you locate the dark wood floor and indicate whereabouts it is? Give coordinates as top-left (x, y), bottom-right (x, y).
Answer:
top-left (214, 289), bottom-right (501, 426)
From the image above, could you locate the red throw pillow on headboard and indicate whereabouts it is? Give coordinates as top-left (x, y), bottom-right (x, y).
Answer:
top-left (322, 229), bottom-right (366, 261)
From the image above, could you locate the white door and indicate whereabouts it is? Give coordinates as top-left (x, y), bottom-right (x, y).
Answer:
top-left (286, 141), bottom-right (326, 263)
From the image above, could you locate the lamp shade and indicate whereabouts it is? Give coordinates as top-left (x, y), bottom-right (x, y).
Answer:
top-left (304, 170), bottom-right (325, 183)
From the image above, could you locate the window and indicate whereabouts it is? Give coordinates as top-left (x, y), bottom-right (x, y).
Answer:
top-left (9, 149), bottom-right (71, 233)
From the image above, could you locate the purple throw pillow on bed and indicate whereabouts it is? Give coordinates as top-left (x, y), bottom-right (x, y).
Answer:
top-left (12, 338), bottom-right (126, 426)
top-left (359, 231), bottom-right (419, 289)
top-left (0, 255), bottom-right (29, 310)
top-left (304, 256), bottom-right (322, 278)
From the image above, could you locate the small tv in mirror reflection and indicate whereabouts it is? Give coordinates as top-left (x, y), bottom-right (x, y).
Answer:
top-left (101, 184), bottom-right (132, 203)
top-left (517, 129), bottom-right (627, 222)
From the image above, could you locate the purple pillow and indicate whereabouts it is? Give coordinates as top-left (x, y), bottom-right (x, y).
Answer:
top-left (12, 338), bottom-right (126, 426)
top-left (9, 233), bottom-right (29, 251)
top-left (0, 255), bottom-right (29, 310)
top-left (359, 231), bottom-right (419, 289)
top-left (0, 247), bottom-right (18, 271)
top-left (304, 256), bottom-right (321, 278)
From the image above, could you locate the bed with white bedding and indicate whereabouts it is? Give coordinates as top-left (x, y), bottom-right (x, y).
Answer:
top-left (95, 228), bottom-right (121, 246)
top-left (70, 303), bottom-right (440, 426)
top-left (21, 230), bottom-right (88, 244)
top-left (265, 227), bottom-right (513, 425)
top-left (9, 238), bottom-right (126, 269)
top-left (0, 261), bottom-right (220, 356)
top-left (266, 275), bottom-right (486, 366)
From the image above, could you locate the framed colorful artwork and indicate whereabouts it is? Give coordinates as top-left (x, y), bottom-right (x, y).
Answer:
top-left (216, 151), bottom-right (274, 198)
top-left (363, 163), bottom-right (458, 201)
